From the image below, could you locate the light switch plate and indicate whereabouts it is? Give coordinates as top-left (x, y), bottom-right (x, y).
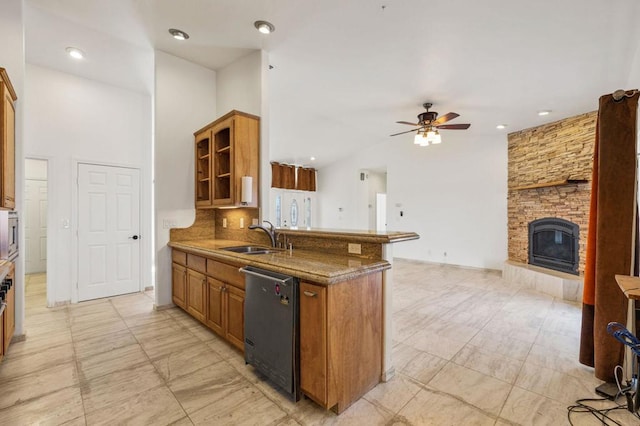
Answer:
top-left (222, 218), bottom-right (227, 228)
top-left (348, 243), bottom-right (362, 255)
top-left (240, 218), bottom-right (244, 228)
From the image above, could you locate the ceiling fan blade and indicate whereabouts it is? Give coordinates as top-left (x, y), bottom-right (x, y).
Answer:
top-left (433, 112), bottom-right (460, 125)
top-left (390, 129), bottom-right (419, 136)
top-left (436, 123), bottom-right (471, 130)
top-left (396, 121), bottom-right (419, 126)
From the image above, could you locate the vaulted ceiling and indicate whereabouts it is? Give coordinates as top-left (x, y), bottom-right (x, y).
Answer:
top-left (24, 0), bottom-right (640, 167)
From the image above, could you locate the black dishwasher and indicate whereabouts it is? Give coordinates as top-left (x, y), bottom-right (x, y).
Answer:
top-left (240, 266), bottom-right (300, 400)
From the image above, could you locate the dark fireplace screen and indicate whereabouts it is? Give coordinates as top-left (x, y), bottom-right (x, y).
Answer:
top-left (528, 217), bottom-right (579, 275)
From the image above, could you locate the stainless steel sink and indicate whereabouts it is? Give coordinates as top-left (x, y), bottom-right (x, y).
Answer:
top-left (221, 245), bottom-right (272, 255)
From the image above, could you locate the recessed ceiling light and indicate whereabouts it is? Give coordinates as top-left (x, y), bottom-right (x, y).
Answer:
top-left (496, 124), bottom-right (507, 130)
top-left (65, 47), bottom-right (84, 60)
top-left (254, 20), bottom-right (275, 34)
top-left (538, 110), bottom-right (551, 116)
top-left (310, 156), bottom-right (316, 161)
top-left (168, 28), bottom-right (190, 40)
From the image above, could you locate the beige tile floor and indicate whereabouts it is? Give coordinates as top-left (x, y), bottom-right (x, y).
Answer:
top-left (1, 263), bottom-right (638, 425)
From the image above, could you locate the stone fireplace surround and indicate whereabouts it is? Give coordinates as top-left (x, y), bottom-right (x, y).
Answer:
top-left (506, 111), bottom-right (597, 301)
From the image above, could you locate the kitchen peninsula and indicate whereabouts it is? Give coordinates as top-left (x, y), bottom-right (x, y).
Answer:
top-left (168, 209), bottom-right (418, 413)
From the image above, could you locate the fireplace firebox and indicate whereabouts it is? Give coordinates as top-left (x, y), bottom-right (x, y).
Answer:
top-left (528, 217), bottom-right (579, 275)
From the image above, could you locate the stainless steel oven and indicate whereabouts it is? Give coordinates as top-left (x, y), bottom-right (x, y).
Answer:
top-left (0, 211), bottom-right (18, 261)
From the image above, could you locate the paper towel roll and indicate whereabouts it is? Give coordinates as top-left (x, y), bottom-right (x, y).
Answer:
top-left (241, 176), bottom-right (252, 204)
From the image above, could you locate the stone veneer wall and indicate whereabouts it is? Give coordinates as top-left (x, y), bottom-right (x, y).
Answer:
top-left (507, 111), bottom-right (597, 275)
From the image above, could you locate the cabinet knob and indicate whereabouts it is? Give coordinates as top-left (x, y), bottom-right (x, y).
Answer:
top-left (303, 291), bottom-right (317, 297)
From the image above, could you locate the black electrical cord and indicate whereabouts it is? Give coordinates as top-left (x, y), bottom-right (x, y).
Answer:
top-left (567, 397), bottom-right (640, 425)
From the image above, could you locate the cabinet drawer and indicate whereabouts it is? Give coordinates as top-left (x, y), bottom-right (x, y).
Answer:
top-left (187, 254), bottom-right (206, 273)
top-left (172, 250), bottom-right (187, 266)
top-left (207, 259), bottom-right (244, 289)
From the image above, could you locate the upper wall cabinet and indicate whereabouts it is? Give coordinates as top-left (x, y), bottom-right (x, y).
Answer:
top-left (194, 110), bottom-right (259, 208)
top-left (0, 69), bottom-right (16, 210)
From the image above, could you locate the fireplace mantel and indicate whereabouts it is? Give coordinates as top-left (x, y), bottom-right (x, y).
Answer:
top-left (511, 178), bottom-right (589, 191)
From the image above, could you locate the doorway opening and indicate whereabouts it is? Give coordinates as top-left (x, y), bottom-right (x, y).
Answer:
top-left (359, 169), bottom-right (387, 231)
top-left (24, 158), bottom-right (48, 309)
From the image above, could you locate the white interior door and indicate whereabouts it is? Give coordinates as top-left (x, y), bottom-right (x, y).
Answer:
top-left (25, 179), bottom-right (48, 273)
top-left (78, 163), bottom-right (140, 301)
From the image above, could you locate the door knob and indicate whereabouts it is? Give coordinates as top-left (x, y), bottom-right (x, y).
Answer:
top-left (129, 235), bottom-right (139, 240)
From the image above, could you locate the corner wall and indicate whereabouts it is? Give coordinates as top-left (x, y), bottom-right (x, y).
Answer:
top-left (507, 112), bottom-right (596, 274)
top-left (154, 51), bottom-right (216, 306)
top-left (23, 64), bottom-right (153, 304)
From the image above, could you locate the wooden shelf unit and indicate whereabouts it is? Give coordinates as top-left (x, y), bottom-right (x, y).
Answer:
top-left (195, 130), bottom-right (212, 207)
top-left (193, 110), bottom-right (260, 208)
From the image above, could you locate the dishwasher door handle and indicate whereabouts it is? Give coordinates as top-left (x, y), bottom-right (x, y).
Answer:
top-left (239, 267), bottom-right (292, 284)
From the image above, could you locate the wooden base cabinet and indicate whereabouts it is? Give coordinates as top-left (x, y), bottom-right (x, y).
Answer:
top-left (206, 277), bottom-right (224, 335)
top-left (299, 282), bottom-right (327, 405)
top-left (171, 263), bottom-right (187, 309)
top-left (300, 273), bottom-right (383, 414)
top-left (205, 278), bottom-right (245, 351)
top-left (3, 283), bottom-right (13, 354)
top-left (171, 249), bottom-right (246, 351)
top-left (225, 284), bottom-right (245, 349)
top-left (186, 269), bottom-right (206, 323)
top-left (1, 262), bottom-right (15, 359)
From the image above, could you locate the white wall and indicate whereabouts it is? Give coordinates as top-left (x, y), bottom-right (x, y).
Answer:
top-left (216, 50), bottom-right (270, 218)
top-left (216, 51), bottom-right (262, 116)
top-left (318, 132), bottom-right (508, 270)
top-left (0, 0), bottom-right (25, 335)
top-left (154, 51), bottom-right (216, 307)
top-left (25, 158), bottom-right (47, 180)
top-left (23, 64), bottom-right (153, 304)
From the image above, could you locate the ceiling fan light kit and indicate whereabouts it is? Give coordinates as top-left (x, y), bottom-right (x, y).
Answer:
top-left (414, 129), bottom-right (441, 146)
top-left (392, 102), bottom-right (470, 146)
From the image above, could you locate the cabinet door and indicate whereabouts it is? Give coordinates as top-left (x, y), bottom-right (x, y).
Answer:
top-left (300, 282), bottom-right (327, 405)
top-left (206, 277), bottom-right (224, 335)
top-left (211, 118), bottom-right (233, 206)
top-left (186, 269), bottom-right (206, 322)
top-left (171, 263), bottom-right (187, 309)
top-left (225, 284), bottom-right (245, 351)
top-left (195, 130), bottom-right (212, 208)
top-left (2, 88), bottom-right (15, 209)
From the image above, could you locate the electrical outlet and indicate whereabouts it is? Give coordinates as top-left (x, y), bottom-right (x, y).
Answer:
top-left (348, 243), bottom-right (362, 255)
top-left (240, 217), bottom-right (244, 228)
top-left (163, 219), bottom-right (177, 229)
top-left (222, 218), bottom-right (227, 228)
top-left (252, 218), bottom-right (259, 226)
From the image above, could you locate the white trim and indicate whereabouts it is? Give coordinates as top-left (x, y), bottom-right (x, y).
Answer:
top-left (72, 158), bottom-right (144, 303)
